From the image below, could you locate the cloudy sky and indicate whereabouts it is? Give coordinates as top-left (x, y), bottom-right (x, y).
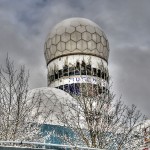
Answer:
top-left (0, 0), bottom-right (149, 116)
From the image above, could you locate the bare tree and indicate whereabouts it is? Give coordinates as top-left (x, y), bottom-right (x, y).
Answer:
top-left (0, 56), bottom-right (146, 149)
top-left (0, 56), bottom-right (54, 143)
top-left (0, 56), bottom-right (30, 141)
top-left (57, 84), bottom-right (146, 150)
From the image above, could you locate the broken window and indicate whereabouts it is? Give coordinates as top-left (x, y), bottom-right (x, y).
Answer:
top-left (92, 68), bottom-right (97, 76)
top-left (69, 67), bottom-right (75, 76)
top-left (55, 71), bottom-right (58, 79)
top-left (59, 70), bottom-right (63, 78)
top-left (87, 64), bottom-right (91, 75)
top-left (63, 65), bottom-right (68, 76)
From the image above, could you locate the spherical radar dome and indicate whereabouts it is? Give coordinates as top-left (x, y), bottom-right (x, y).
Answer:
top-left (44, 18), bottom-right (109, 65)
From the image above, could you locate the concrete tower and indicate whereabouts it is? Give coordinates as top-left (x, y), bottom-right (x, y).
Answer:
top-left (44, 18), bottom-right (109, 95)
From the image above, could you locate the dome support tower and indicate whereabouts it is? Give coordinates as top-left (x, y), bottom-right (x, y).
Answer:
top-left (44, 18), bottom-right (110, 96)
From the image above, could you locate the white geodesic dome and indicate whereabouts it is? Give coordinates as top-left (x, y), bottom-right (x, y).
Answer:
top-left (26, 87), bottom-right (74, 125)
top-left (44, 18), bottom-right (109, 65)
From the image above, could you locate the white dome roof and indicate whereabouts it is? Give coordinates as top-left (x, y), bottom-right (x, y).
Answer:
top-left (26, 87), bottom-right (73, 125)
top-left (44, 18), bottom-right (109, 65)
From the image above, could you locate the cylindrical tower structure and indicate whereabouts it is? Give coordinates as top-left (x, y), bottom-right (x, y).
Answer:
top-left (44, 18), bottom-right (109, 95)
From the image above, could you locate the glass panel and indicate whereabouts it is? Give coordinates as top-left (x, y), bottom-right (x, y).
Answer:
top-left (98, 86), bottom-right (102, 94)
top-left (92, 68), bottom-right (97, 76)
top-left (63, 65), bottom-right (68, 76)
top-left (59, 70), bottom-right (63, 78)
top-left (48, 75), bottom-right (51, 82)
top-left (102, 87), bottom-right (106, 93)
top-left (97, 69), bottom-right (101, 77)
top-left (75, 83), bottom-right (80, 95)
top-left (81, 61), bottom-right (86, 68)
top-left (64, 84), bottom-right (69, 92)
top-left (69, 84), bottom-right (74, 94)
top-left (81, 61), bottom-right (86, 75)
top-left (76, 62), bottom-right (80, 70)
top-left (59, 85), bottom-right (63, 90)
top-left (65, 84), bottom-right (80, 95)
top-left (87, 64), bottom-right (91, 75)
top-left (104, 72), bottom-right (106, 80)
top-left (106, 73), bottom-right (109, 82)
top-left (55, 71), bottom-right (58, 79)
top-left (81, 68), bottom-right (86, 75)
top-left (51, 75), bottom-right (54, 81)
top-left (102, 72), bottom-right (105, 79)
top-left (69, 67), bottom-right (75, 76)
top-left (75, 68), bottom-right (80, 75)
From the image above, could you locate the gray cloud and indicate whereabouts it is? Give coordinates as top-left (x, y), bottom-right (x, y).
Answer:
top-left (0, 0), bottom-right (149, 116)
top-left (110, 46), bottom-right (150, 116)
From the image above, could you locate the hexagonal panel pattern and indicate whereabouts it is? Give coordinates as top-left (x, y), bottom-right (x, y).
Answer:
top-left (92, 33), bottom-right (100, 43)
top-left (57, 42), bottom-right (65, 51)
top-left (50, 45), bottom-right (57, 54)
top-left (86, 25), bottom-right (95, 33)
top-left (77, 40), bottom-right (87, 51)
top-left (71, 31), bottom-right (81, 42)
top-left (51, 35), bottom-right (60, 45)
top-left (61, 32), bottom-right (70, 42)
top-left (76, 25), bottom-right (86, 33)
top-left (88, 41), bottom-right (96, 50)
top-left (66, 26), bottom-right (75, 33)
top-left (101, 36), bottom-right (107, 46)
top-left (82, 32), bottom-right (92, 41)
top-left (44, 18), bottom-right (109, 64)
top-left (66, 40), bottom-right (76, 51)
top-left (97, 43), bottom-right (103, 53)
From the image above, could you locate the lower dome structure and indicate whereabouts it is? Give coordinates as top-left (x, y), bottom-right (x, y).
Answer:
top-left (26, 87), bottom-right (77, 146)
top-left (26, 87), bottom-right (73, 125)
